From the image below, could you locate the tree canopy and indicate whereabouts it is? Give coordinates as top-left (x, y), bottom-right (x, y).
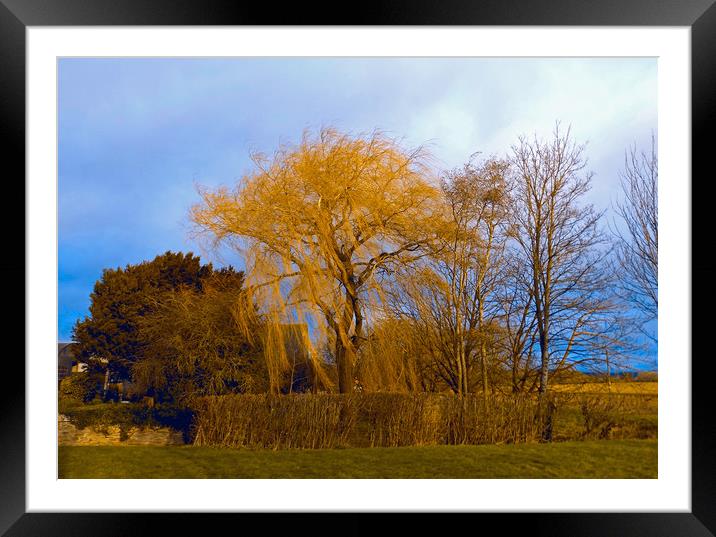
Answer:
top-left (73, 251), bottom-right (210, 379)
top-left (72, 251), bottom-right (258, 400)
top-left (191, 128), bottom-right (446, 393)
top-left (134, 267), bottom-right (266, 402)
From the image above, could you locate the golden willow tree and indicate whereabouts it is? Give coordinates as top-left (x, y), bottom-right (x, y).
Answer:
top-left (191, 128), bottom-right (444, 393)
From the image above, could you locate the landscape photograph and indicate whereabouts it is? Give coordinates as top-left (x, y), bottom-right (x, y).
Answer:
top-left (57, 57), bottom-right (658, 479)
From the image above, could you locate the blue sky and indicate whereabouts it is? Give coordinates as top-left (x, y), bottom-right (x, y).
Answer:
top-left (58, 57), bottom-right (657, 357)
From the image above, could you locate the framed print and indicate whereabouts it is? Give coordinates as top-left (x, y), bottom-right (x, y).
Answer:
top-left (3, 0), bottom-right (714, 535)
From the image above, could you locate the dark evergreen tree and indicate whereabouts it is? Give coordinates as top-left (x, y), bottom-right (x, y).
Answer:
top-left (72, 251), bottom-right (211, 381)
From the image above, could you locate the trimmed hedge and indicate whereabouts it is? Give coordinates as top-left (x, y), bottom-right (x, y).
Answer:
top-left (191, 392), bottom-right (657, 449)
top-left (192, 393), bottom-right (546, 449)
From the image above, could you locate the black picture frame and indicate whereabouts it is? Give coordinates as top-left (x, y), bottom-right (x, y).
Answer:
top-left (3, 1), bottom-right (713, 535)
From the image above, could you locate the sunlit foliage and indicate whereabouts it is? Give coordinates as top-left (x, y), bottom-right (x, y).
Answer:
top-left (191, 128), bottom-right (446, 393)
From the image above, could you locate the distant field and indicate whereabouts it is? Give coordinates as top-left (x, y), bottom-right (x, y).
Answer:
top-left (59, 439), bottom-right (657, 479)
top-left (551, 382), bottom-right (658, 395)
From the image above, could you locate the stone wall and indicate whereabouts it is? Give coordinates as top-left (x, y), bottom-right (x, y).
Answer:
top-left (58, 414), bottom-right (185, 446)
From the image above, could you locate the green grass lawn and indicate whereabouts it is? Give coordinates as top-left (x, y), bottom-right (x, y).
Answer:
top-left (59, 439), bottom-right (656, 479)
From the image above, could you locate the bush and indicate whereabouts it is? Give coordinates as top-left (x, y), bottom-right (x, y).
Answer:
top-left (550, 393), bottom-right (658, 441)
top-left (60, 402), bottom-right (195, 441)
top-left (150, 404), bottom-right (195, 442)
top-left (60, 402), bottom-right (135, 438)
top-left (59, 373), bottom-right (102, 403)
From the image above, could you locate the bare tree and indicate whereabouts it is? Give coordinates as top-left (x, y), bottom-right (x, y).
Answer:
top-left (384, 157), bottom-right (511, 397)
top-left (510, 125), bottom-right (612, 398)
top-left (613, 135), bottom-right (658, 326)
top-left (442, 158), bottom-right (511, 398)
top-left (497, 252), bottom-right (539, 393)
top-left (584, 310), bottom-right (644, 390)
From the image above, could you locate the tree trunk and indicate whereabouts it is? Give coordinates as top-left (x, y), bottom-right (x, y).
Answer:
top-left (335, 339), bottom-right (354, 394)
top-left (537, 327), bottom-right (553, 441)
top-left (455, 344), bottom-right (468, 396)
top-left (455, 354), bottom-right (464, 396)
top-left (480, 342), bottom-right (489, 403)
top-left (103, 368), bottom-right (110, 399)
top-left (463, 357), bottom-right (470, 397)
top-left (334, 288), bottom-right (361, 394)
top-left (537, 325), bottom-right (549, 395)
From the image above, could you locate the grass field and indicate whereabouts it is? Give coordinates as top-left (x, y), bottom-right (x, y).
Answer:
top-left (59, 439), bottom-right (656, 479)
top-left (551, 382), bottom-right (658, 394)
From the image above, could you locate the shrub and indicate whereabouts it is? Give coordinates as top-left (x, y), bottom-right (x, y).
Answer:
top-left (60, 402), bottom-right (195, 441)
top-left (150, 404), bottom-right (195, 442)
top-left (59, 373), bottom-right (102, 403)
top-left (550, 393), bottom-right (658, 441)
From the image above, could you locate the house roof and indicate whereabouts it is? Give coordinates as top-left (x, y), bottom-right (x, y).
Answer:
top-left (58, 342), bottom-right (77, 369)
top-left (58, 343), bottom-right (107, 366)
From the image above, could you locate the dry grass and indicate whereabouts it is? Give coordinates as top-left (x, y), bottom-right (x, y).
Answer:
top-left (551, 381), bottom-right (658, 395)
